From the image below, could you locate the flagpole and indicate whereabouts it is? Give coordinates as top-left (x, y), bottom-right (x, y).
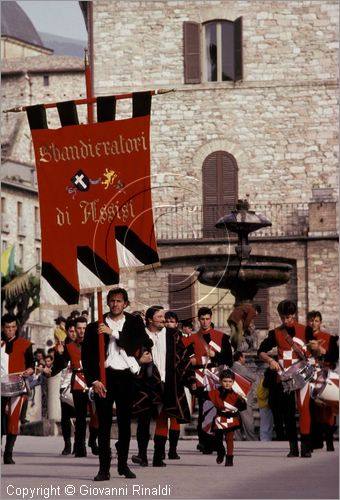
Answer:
top-left (3, 88), bottom-right (175, 114)
top-left (84, 48), bottom-right (106, 388)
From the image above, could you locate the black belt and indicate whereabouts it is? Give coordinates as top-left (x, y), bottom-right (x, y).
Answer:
top-left (106, 367), bottom-right (130, 373)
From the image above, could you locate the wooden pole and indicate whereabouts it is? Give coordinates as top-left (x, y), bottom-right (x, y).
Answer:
top-left (3, 89), bottom-right (175, 114)
top-left (84, 49), bottom-right (94, 124)
top-left (97, 290), bottom-right (106, 386)
top-left (84, 46), bottom-right (106, 387)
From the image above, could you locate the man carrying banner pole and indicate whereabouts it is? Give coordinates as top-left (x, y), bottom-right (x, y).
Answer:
top-left (82, 288), bottom-right (152, 481)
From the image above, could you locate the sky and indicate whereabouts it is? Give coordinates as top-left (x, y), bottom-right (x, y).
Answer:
top-left (17, 0), bottom-right (87, 40)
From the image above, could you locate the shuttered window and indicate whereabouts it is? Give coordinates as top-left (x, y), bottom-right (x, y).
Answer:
top-left (183, 22), bottom-right (201, 84)
top-left (253, 288), bottom-right (269, 329)
top-left (168, 273), bottom-right (195, 321)
top-left (183, 17), bottom-right (243, 84)
top-left (202, 151), bottom-right (238, 238)
top-left (234, 17), bottom-right (243, 81)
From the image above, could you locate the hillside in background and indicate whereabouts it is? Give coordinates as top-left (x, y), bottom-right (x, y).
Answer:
top-left (39, 31), bottom-right (87, 57)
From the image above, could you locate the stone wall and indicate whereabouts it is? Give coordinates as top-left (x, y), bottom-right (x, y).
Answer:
top-left (92, 0), bottom-right (338, 208)
top-left (2, 69), bottom-right (86, 166)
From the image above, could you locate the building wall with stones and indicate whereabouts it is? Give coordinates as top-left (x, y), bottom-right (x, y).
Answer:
top-left (92, 0), bottom-right (338, 207)
top-left (92, 0), bottom-right (338, 334)
top-left (2, 57), bottom-right (86, 166)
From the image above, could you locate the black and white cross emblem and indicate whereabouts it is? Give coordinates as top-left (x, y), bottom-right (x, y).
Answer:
top-left (71, 169), bottom-right (90, 192)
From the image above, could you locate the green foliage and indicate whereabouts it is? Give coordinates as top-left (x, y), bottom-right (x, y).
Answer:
top-left (1, 266), bottom-right (40, 332)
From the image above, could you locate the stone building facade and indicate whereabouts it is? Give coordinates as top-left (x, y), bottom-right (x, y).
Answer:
top-left (89, 0), bottom-right (338, 334)
top-left (1, 55), bottom-right (87, 347)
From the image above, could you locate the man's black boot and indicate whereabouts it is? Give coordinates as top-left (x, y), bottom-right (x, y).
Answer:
top-left (325, 424), bottom-right (335, 452)
top-left (118, 464), bottom-right (136, 479)
top-left (287, 441), bottom-right (299, 457)
top-left (300, 434), bottom-right (312, 458)
top-left (168, 430), bottom-right (180, 459)
top-left (153, 435), bottom-right (167, 467)
top-left (4, 434), bottom-right (17, 464)
top-left (94, 451), bottom-right (111, 481)
top-left (88, 427), bottom-right (99, 455)
top-left (61, 439), bottom-right (72, 455)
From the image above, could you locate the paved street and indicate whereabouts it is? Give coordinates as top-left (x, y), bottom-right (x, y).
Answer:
top-left (1, 436), bottom-right (338, 500)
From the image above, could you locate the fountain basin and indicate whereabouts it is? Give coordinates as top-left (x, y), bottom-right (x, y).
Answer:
top-left (197, 257), bottom-right (293, 303)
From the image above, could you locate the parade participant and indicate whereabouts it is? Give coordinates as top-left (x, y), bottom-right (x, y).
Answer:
top-left (258, 300), bottom-right (314, 458)
top-left (164, 311), bottom-right (184, 460)
top-left (82, 288), bottom-right (152, 481)
top-left (256, 368), bottom-right (274, 441)
top-left (132, 306), bottom-right (196, 468)
top-left (307, 310), bottom-right (339, 451)
top-left (53, 316), bottom-right (67, 343)
top-left (1, 314), bottom-right (34, 464)
top-left (232, 352), bottom-right (257, 441)
top-left (53, 316), bottom-right (98, 457)
top-left (58, 318), bottom-right (76, 455)
top-left (206, 369), bottom-right (246, 466)
top-left (188, 307), bottom-right (232, 454)
top-left (227, 304), bottom-right (261, 351)
top-left (181, 319), bottom-right (194, 339)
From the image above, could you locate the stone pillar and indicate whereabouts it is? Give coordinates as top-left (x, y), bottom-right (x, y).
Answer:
top-left (47, 372), bottom-right (61, 420)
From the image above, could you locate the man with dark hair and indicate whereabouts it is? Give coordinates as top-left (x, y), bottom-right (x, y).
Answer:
top-left (164, 310), bottom-right (179, 328)
top-left (82, 288), bottom-right (152, 481)
top-left (1, 313), bottom-right (34, 464)
top-left (188, 306), bottom-right (233, 454)
top-left (132, 306), bottom-right (196, 467)
top-left (181, 319), bottom-right (194, 338)
top-left (227, 303), bottom-right (261, 351)
top-left (258, 299), bottom-right (314, 458)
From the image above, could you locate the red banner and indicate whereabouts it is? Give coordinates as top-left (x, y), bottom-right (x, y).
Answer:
top-left (31, 115), bottom-right (159, 304)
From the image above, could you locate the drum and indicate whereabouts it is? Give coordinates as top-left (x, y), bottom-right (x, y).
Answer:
top-left (1, 374), bottom-right (28, 397)
top-left (280, 360), bottom-right (315, 393)
top-left (312, 369), bottom-right (339, 414)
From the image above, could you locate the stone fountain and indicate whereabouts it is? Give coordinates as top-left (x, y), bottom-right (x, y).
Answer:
top-left (197, 199), bottom-right (293, 305)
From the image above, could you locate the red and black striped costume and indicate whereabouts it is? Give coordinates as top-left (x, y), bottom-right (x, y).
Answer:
top-left (1, 337), bottom-right (34, 435)
top-left (258, 322), bottom-right (313, 442)
top-left (53, 341), bottom-right (97, 453)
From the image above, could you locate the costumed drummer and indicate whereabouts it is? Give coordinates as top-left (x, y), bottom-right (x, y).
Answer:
top-left (52, 316), bottom-right (99, 457)
top-left (1, 313), bottom-right (34, 465)
top-left (307, 310), bottom-right (339, 452)
top-left (258, 300), bottom-right (314, 458)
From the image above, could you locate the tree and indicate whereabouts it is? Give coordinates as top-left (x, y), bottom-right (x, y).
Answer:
top-left (1, 266), bottom-right (40, 333)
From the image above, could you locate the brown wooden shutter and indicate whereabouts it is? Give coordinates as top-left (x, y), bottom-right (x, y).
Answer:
top-left (253, 288), bottom-right (269, 329)
top-left (203, 151), bottom-right (238, 237)
top-left (168, 273), bottom-right (194, 321)
top-left (234, 17), bottom-right (243, 81)
top-left (183, 21), bottom-right (201, 84)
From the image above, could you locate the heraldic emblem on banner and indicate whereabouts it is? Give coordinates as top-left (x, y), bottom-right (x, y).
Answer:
top-left (26, 92), bottom-right (159, 305)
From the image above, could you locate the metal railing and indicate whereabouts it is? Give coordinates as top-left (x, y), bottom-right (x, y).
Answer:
top-left (153, 202), bottom-right (329, 241)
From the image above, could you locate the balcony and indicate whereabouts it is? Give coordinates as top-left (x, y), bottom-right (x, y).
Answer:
top-left (153, 202), bottom-right (338, 241)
